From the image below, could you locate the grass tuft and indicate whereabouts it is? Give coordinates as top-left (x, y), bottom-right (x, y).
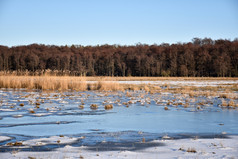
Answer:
top-left (79, 105), bottom-right (84, 109)
top-left (187, 147), bottom-right (197, 153)
top-left (90, 104), bottom-right (98, 110)
top-left (228, 100), bottom-right (235, 107)
top-left (104, 104), bottom-right (113, 110)
top-left (19, 103), bottom-right (24, 107)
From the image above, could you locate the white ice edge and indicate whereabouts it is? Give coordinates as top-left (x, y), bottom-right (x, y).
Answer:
top-left (1, 135), bottom-right (238, 159)
top-left (0, 136), bottom-right (11, 142)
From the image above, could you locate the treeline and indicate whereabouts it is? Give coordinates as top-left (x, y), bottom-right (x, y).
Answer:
top-left (0, 38), bottom-right (237, 77)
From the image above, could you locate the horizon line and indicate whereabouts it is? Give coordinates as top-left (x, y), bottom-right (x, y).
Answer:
top-left (1, 37), bottom-right (238, 48)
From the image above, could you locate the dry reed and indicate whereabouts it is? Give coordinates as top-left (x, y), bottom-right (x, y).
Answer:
top-left (104, 104), bottom-right (113, 110)
top-left (228, 100), bottom-right (235, 107)
top-left (6, 141), bottom-right (23, 146)
top-left (0, 76), bottom-right (124, 91)
top-left (90, 104), bottom-right (98, 109)
top-left (19, 103), bottom-right (24, 107)
top-left (1, 75), bottom-right (237, 94)
top-left (186, 147), bottom-right (197, 153)
top-left (221, 100), bottom-right (228, 107)
top-left (79, 105), bottom-right (84, 109)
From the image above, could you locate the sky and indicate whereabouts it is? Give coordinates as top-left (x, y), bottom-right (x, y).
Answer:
top-left (0, 0), bottom-right (237, 46)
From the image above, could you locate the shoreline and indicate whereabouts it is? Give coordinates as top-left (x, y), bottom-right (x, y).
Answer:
top-left (0, 76), bottom-right (237, 92)
top-left (0, 133), bottom-right (238, 158)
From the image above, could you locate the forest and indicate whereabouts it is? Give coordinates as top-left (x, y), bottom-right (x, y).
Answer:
top-left (0, 38), bottom-right (237, 77)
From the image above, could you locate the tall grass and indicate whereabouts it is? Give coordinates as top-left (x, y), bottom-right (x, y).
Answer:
top-left (0, 75), bottom-right (161, 91)
top-left (0, 76), bottom-right (87, 91)
top-left (0, 74), bottom-right (237, 93)
top-left (0, 75), bottom-right (127, 91)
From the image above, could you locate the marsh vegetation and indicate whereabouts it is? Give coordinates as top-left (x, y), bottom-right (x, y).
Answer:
top-left (0, 76), bottom-right (237, 158)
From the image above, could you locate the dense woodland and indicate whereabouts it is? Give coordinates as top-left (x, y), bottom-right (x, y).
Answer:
top-left (0, 38), bottom-right (237, 77)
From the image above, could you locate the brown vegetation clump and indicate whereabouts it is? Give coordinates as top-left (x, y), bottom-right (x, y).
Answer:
top-left (203, 91), bottom-right (210, 97)
top-left (142, 138), bottom-right (146, 143)
top-left (90, 104), bottom-right (98, 110)
top-left (228, 100), bottom-right (235, 107)
top-left (167, 101), bottom-right (172, 105)
top-left (126, 91), bottom-right (132, 97)
top-left (7, 141), bottom-right (23, 146)
top-left (104, 104), bottom-right (113, 110)
top-left (184, 103), bottom-right (189, 108)
top-left (89, 81), bottom-right (123, 91)
top-left (143, 85), bottom-right (150, 92)
top-left (79, 105), bottom-right (84, 109)
top-left (128, 84), bottom-right (140, 91)
top-left (187, 147), bottom-right (197, 153)
top-left (123, 102), bottom-right (128, 106)
top-left (221, 100), bottom-right (228, 107)
top-left (197, 102), bottom-right (204, 106)
top-left (128, 101), bottom-right (133, 104)
top-left (189, 91), bottom-right (195, 97)
top-left (19, 103), bottom-right (24, 107)
top-left (29, 110), bottom-right (35, 114)
top-left (219, 93), bottom-right (229, 99)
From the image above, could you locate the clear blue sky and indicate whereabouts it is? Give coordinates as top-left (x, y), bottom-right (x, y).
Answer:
top-left (0, 0), bottom-right (237, 46)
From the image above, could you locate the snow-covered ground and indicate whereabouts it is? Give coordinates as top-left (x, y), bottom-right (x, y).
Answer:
top-left (87, 80), bottom-right (238, 87)
top-left (0, 136), bottom-right (11, 142)
top-left (1, 135), bottom-right (237, 159)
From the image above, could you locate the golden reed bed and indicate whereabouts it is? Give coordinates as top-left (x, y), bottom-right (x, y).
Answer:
top-left (0, 76), bottom-right (120, 91)
top-left (0, 75), bottom-right (237, 91)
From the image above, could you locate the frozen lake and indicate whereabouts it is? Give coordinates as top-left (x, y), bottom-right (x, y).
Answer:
top-left (0, 88), bottom-right (238, 146)
top-left (87, 79), bottom-right (238, 87)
